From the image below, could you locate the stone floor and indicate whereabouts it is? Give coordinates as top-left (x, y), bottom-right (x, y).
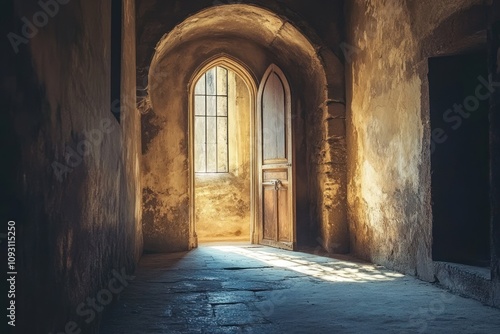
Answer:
top-left (100, 243), bottom-right (500, 333)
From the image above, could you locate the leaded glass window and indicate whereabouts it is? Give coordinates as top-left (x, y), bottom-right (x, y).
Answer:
top-left (194, 67), bottom-right (229, 173)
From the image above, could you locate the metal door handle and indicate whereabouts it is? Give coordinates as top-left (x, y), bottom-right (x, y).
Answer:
top-left (262, 179), bottom-right (283, 191)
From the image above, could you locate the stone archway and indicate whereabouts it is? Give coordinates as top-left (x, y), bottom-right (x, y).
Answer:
top-left (141, 4), bottom-right (347, 253)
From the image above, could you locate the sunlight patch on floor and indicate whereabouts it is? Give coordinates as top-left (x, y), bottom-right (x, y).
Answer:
top-left (210, 246), bottom-right (404, 283)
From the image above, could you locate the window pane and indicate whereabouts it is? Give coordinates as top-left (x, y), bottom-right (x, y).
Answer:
top-left (195, 74), bottom-right (205, 95)
top-left (194, 66), bottom-right (231, 174)
top-left (195, 116), bottom-right (206, 173)
top-left (217, 96), bottom-right (227, 116)
top-left (195, 96), bottom-right (205, 116)
top-left (207, 96), bottom-right (216, 116)
top-left (206, 117), bottom-right (217, 172)
top-left (217, 67), bottom-right (228, 95)
top-left (262, 73), bottom-right (286, 160)
top-left (217, 117), bottom-right (228, 172)
top-left (206, 68), bottom-right (216, 95)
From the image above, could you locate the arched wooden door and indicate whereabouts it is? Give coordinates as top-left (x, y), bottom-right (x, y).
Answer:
top-left (257, 65), bottom-right (295, 250)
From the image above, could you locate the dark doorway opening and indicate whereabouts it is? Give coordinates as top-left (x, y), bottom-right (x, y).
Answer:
top-left (429, 51), bottom-right (491, 267)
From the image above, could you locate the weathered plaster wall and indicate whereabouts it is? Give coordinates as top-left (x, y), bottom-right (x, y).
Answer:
top-left (196, 73), bottom-right (252, 242)
top-left (1, 0), bottom-right (142, 332)
top-left (122, 0), bottom-right (143, 266)
top-left (307, 54), bottom-right (348, 253)
top-left (346, 0), bottom-right (488, 280)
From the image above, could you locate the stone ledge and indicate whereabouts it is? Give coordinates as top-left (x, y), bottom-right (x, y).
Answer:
top-left (434, 261), bottom-right (492, 305)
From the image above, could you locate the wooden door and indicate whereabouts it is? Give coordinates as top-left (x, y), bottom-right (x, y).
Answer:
top-left (257, 65), bottom-right (295, 250)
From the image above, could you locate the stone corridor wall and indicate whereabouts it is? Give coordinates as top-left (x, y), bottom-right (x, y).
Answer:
top-left (1, 0), bottom-right (142, 332)
top-left (346, 0), bottom-right (489, 280)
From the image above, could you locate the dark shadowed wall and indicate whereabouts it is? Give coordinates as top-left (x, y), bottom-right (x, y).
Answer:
top-left (1, 0), bottom-right (142, 332)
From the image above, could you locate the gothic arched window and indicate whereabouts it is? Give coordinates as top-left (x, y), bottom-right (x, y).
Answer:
top-left (194, 66), bottom-right (229, 173)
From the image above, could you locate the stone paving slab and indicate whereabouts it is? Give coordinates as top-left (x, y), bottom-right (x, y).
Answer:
top-left (100, 243), bottom-right (500, 333)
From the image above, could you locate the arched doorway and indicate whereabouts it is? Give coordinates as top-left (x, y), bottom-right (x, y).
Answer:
top-left (189, 57), bottom-right (257, 244)
top-left (190, 59), bottom-right (296, 250)
top-left (141, 4), bottom-right (347, 253)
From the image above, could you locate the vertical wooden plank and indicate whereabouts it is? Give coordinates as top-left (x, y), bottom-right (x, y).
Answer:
top-left (263, 186), bottom-right (277, 240)
top-left (278, 185), bottom-right (290, 242)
